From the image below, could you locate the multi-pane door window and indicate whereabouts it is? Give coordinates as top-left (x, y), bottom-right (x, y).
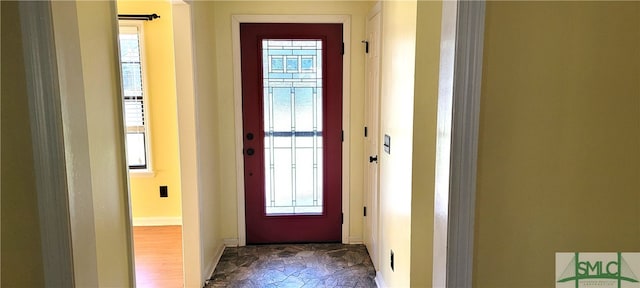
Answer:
top-left (118, 25), bottom-right (149, 170)
top-left (262, 39), bottom-right (323, 215)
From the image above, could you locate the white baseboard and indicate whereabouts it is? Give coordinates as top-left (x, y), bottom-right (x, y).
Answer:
top-left (349, 236), bottom-right (363, 244)
top-left (224, 238), bottom-right (239, 247)
top-left (132, 217), bottom-right (182, 226)
top-left (375, 271), bottom-right (386, 288)
top-left (203, 242), bottom-right (225, 287)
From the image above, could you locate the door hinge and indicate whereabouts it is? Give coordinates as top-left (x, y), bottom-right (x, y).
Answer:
top-left (341, 42), bottom-right (345, 55)
top-left (361, 40), bottom-right (369, 54)
top-left (341, 213), bottom-right (344, 224)
top-left (341, 130), bottom-right (344, 142)
top-left (364, 206), bottom-right (367, 217)
top-left (364, 126), bottom-right (368, 137)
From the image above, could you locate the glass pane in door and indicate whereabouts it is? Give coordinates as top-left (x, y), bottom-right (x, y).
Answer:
top-left (262, 39), bottom-right (323, 215)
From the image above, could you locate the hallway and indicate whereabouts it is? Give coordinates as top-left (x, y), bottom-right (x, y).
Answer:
top-left (207, 244), bottom-right (376, 287)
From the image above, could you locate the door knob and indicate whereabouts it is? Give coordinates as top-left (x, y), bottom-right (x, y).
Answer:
top-left (246, 148), bottom-right (255, 156)
top-left (246, 133), bottom-right (254, 140)
top-left (369, 155), bottom-right (378, 163)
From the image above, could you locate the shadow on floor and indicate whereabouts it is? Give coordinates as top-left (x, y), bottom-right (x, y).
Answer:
top-left (206, 243), bottom-right (377, 288)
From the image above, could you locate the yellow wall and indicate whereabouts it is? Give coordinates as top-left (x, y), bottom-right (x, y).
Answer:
top-left (475, 2), bottom-right (640, 287)
top-left (410, 1), bottom-right (442, 287)
top-left (378, 0), bottom-right (417, 286)
top-left (117, 0), bottom-right (183, 220)
top-left (208, 0), bottom-right (370, 242)
top-left (0, 2), bottom-right (45, 286)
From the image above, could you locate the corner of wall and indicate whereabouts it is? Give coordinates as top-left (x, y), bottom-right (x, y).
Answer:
top-left (203, 238), bottom-right (225, 285)
top-left (375, 271), bottom-right (388, 288)
top-left (408, 1), bottom-right (443, 287)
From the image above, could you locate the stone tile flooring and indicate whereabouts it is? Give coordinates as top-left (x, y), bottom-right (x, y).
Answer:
top-left (206, 243), bottom-right (377, 288)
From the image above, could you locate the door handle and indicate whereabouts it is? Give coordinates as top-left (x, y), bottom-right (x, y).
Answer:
top-left (369, 155), bottom-right (378, 163)
top-left (246, 148), bottom-right (255, 156)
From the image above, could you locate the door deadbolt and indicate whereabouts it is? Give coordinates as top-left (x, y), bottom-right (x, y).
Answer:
top-left (246, 133), bottom-right (254, 140)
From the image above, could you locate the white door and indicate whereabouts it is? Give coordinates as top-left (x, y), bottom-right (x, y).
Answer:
top-left (363, 4), bottom-right (382, 270)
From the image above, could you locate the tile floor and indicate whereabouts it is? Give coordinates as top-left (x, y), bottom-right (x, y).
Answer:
top-left (206, 243), bottom-right (377, 288)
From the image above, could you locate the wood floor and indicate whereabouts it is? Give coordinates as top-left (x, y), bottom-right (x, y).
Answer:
top-left (133, 226), bottom-right (184, 288)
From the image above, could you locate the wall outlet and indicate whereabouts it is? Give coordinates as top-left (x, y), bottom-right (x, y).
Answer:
top-left (390, 250), bottom-right (394, 271)
top-left (160, 186), bottom-right (168, 197)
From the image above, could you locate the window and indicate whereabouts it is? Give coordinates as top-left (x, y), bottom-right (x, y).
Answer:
top-left (262, 39), bottom-right (323, 215)
top-left (118, 24), bottom-right (150, 170)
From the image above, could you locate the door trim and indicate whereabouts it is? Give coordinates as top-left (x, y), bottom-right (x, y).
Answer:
top-left (432, 0), bottom-right (486, 287)
top-left (445, 1), bottom-right (485, 286)
top-left (364, 0), bottom-right (382, 270)
top-left (171, 1), bottom-right (202, 287)
top-left (19, 0), bottom-right (135, 285)
top-left (232, 15), bottom-right (352, 246)
top-left (19, 1), bottom-right (75, 285)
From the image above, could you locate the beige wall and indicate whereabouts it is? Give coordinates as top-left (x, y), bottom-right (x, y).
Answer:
top-left (475, 2), bottom-right (640, 287)
top-left (191, 0), bottom-right (223, 281)
top-left (52, 1), bottom-right (101, 285)
top-left (190, 1), bottom-right (371, 283)
top-left (208, 0), bottom-right (370, 243)
top-left (1, 1), bottom-right (134, 286)
top-left (410, 1), bottom-right (442, 287)
top-left (0, 2), bottom-right (45, 286)
top-left (117, 0), bottom-right (183, 222)
top-left (378, 0), bottom-right (417, 286)
top-left (75, 1), bottom-right (135, 285)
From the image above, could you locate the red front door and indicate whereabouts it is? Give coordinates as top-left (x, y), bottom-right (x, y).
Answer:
top-left (241, 23), bottom-right (343, 244)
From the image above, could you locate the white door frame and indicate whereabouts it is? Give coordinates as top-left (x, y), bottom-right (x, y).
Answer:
top-left (18, 2), bottom-right (75, 285)
top-left (171, 1), bottom-right (202, 287)
top-left (18, 0), bottom-right (136, 285)
top-left (446, 1), bottom-right (485, 286)
top-left (433, 1), bottom-right (486, 287)
top-left (231, 15), bottom-right (352, 246)
top-left (363, 1), bottom-right (382, 270)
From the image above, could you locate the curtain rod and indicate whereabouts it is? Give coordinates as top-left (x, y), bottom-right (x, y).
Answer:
top-left (117, 14), bottom-right (160, 21)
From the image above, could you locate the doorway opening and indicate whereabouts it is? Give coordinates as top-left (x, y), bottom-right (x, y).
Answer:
top-left (115, 1), bottom-right (187, 286)
top-left (232, 15), bottom-right (353, 246)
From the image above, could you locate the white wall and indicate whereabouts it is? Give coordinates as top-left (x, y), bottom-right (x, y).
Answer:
top-left (191, 1), bottom-right (224, 283)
